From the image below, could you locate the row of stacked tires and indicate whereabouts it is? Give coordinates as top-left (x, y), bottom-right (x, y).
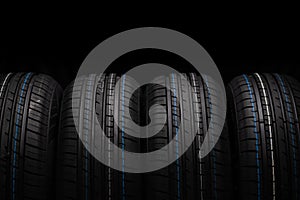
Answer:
top-left (0, 72), bottom-right (299, 200)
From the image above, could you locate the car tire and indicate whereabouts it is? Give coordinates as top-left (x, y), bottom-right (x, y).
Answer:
top-left (143, 73), bottom-right (232, 200)
top-left (56, 73), bottom-right (142, 200)
top-left (227, 73), bottom-right (300, 199)
top-left (0, 73), bottom-right (62, 200)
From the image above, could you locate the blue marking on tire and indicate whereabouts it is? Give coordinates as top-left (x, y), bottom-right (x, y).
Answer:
top-left (243, 74), bottom-right (261, 200)
top-left (12, 73), bottom-right (31, 200)
top-left (275, 74), bottom-right (297, 195)
top-left (171, 74), bottom-right (180, 200)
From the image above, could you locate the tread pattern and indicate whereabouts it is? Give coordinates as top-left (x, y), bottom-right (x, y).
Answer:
top-left (228, 73), bottom-right (300, 200)
top-left (56, 74), bottom-right (141, 200)
top-left (0, 73), bottom-right (62, 200)
top-left (57, 72), bottom-right (231, 200)
top-left (143, 73), bottom-right (232, 200)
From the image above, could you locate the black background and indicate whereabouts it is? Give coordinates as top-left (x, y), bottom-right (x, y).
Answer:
top-left (0, 14), bottom-right (299, 88)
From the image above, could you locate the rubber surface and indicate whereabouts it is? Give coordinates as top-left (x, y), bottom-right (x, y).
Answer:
top-left (228, 73), bottom-right (300, 200)
top-left (56, 74), bottom-right (142, 200)
top-left (0, 73), bottom-right (62, 200)
top-left (143, 73), bottom-right (232, 200)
